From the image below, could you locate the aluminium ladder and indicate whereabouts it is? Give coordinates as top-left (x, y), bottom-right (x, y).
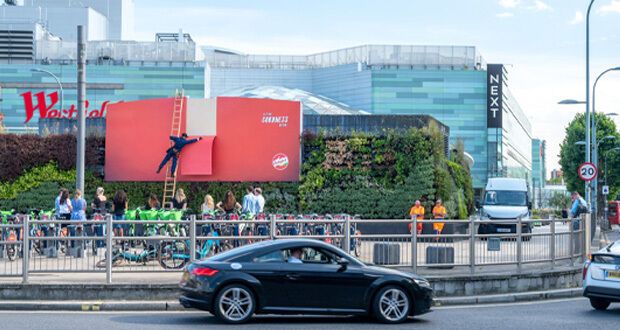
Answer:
top-left (162, 89), bottom-right (185, 209)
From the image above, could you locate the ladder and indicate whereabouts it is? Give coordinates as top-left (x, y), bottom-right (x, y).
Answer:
top-left (162, 89), bottom-right (185, 209)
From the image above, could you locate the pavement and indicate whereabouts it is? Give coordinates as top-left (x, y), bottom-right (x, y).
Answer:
top-left (0, 298), bottom-right (617, 329)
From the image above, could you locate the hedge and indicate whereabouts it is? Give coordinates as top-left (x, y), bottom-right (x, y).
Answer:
top-left (0, 129), bottom-right (474, 219)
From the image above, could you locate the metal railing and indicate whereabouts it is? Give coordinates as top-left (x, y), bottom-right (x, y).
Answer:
top-left (0, 215), bottom-right (585, 283)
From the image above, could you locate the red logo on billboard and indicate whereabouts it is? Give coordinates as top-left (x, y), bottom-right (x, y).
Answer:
top-left (21, 91), bottom-right (112, 123)
top-left (272, 153), bottom-right (289, 171)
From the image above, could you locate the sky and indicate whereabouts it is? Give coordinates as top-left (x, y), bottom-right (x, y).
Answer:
top-left (134, 0), bottom-right (620, 177)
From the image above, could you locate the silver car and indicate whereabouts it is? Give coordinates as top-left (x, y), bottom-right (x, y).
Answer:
top-left (583, 240), bottom-right (620, 310)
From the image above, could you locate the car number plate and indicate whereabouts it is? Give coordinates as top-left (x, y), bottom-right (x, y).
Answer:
top-left (607, 270), bottom-right (620, 279)
top-left (497, 228), bottom-right (511, 233)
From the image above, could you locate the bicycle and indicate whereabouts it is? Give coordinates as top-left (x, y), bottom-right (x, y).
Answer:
top-left (158, 230), bottom-right (220, 269)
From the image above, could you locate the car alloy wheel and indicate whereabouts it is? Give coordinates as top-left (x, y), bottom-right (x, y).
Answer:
top-left (216, 285), bottom-right (255, 323)
top-left (376, 287), bottom-right (410, 323)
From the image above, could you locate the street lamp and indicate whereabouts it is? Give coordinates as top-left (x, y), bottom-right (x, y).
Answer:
top-left (558, 99), bottom-right (586, 105)
top-left (30, 68), bottom-right (63, 112)
top-left (591, 66), bottom-right (620, 224)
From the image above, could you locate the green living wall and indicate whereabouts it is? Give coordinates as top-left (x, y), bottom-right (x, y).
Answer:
top-left (0, 129), bottom-right (474, 219)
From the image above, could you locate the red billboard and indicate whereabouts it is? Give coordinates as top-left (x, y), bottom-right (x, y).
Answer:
top-left (105, 96), bottom-right (301, 182)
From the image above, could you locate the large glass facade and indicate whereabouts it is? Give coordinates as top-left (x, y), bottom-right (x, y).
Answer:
top-left (0, 63), bottom-right (204, 132)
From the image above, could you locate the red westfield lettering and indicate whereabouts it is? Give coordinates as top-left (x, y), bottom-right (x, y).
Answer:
top-left (21, 91), bottom-right (112, 123)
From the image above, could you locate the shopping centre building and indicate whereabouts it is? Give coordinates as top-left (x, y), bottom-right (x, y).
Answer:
top-left (0, 0), bottom-right (534, 192)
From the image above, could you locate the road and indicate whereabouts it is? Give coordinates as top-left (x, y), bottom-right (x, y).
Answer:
top-left (0, 298), bottom-right (618, 330)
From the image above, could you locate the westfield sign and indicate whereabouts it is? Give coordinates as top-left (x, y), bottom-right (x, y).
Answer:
top-left (21, 91), bottom-right (112, 123)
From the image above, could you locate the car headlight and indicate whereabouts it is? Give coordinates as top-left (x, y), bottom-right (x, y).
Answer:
top-left (480, 211), bottom-right (490, 220)
top-left (414, 278), bottom-right (431, 288)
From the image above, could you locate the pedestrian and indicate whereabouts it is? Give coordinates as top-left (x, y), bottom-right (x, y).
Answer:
top-left (432, 199), bottom-right (447, 235)
top-left (91, 187), bottom-right (107, 214)
top-left (409, 200), bottom-right (425, 234)
top-left (156, 133), bottom-right (202, 177)
top-left (57, 189), bottom-right (73, 220)
top-left (70, 189), bottom-right (87, 249)
top-left (111, 190), bottom-right (128, 237)
top-left (569, 191), bottom-right (588, 218)
top-left (254, 187), bottom-right (265, 215)
top-left (172, 188), bottom-right (188, 210)
top-left (90, 187), bottom-right (107, 252)
top-left (569, 191), bottom-right (588, 231)
top-left (217, 191), bottom-right (242, 214)
top-left (71, 189), bottom-right (87, 221)
top-left (242, 186), bottom-right (256, 214)
top-left (201, 194), bottom-right (215, 214)
top-left (54, 188), bottom-right (63, 218)
top-left (146, 193), bottom-right (161, 210)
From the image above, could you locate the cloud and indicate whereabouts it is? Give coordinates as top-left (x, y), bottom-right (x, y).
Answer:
top-left (530, 0), bottom-right (552, 12)
top-left (569, 11), bottom-right (584, 24)
top-left (598, 0), bottom-right (620, 14)
top-left (499, 0), bottom-right (521, 8)
top-left (496, 12), bottom-right (515, 18)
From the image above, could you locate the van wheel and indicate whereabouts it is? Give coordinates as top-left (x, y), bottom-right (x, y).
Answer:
top-left (590, 298), bottom-right (610, 310)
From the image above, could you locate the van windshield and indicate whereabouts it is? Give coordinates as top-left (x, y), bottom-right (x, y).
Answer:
top-left (484, 190), bottom-right (527, 206)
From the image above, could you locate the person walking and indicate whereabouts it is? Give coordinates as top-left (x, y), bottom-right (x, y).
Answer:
top-left (172, 188), bottom-right (188, 210)
top-left (156, 133), bottom-right (202, 177)
top-left (254, 187), bottom-right (265, 215)
top-left (432, 199), bottom-right (447, 236)
top-left (90, 187), bottom-right (107, 252)
top-left (111, 190), bottom-right (128, 238)
top-left (409, 200), bottom-right (425, 234)
top-left (57, 189), bottom-right (73, 221)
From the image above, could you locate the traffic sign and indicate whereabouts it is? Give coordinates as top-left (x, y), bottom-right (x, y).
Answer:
top-left (578, 162), bottom-right (597, 182)
top-left (603, 185), bottom-right (610, 195)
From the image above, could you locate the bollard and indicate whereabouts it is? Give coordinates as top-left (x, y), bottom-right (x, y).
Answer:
top-left (411, 216), bottom-right (417, 273)
top-left (516, 217), bottom-right (522, 274)
top-left (189, 215), bottom-right (196, 262)
top-left (469, 217), bottom-right (475, 275)
top-left (344, 216), bottom-right (351, 254)
top-left (22, 216), bottom-right (29, 284)
top-left (550, 219), bottom-right (556, 269)
top-left (106, 215), bottom-right (113, 284)
top-left (270, 215), bottom-right (276, 240)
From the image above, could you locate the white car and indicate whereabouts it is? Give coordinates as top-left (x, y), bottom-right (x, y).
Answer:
top-left (583, 240), bottom-right (620, 310)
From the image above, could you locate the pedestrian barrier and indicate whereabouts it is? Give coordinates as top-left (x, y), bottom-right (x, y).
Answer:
top-left (0, 215), bottom-right (586, 283)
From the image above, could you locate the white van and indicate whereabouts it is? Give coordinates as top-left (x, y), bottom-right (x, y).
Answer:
top-left (478, 178), bottom-right (532, 239)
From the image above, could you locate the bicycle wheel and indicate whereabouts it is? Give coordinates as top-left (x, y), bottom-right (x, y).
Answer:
top-left (158, 240), bottom-right (188, 269)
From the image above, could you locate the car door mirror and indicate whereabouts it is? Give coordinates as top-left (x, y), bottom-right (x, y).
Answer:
top-left (337, 257), bottom-right (349, 271)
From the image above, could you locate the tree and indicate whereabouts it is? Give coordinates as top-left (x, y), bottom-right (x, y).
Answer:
top-left (559, 113), bottom-right (620, 201)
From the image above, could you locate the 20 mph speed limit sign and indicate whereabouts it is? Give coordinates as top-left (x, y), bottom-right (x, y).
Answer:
top-left (578, 162), bottom-right (598, 181)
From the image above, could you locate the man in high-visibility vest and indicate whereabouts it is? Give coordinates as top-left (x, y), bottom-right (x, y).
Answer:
top-left (432, 199), bottom-right (447, 234)
top-left (409, 200), bottom-right (425, 234)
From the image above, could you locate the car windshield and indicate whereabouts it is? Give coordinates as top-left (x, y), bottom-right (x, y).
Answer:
top-left (484, 190), bottom-right (527, 206)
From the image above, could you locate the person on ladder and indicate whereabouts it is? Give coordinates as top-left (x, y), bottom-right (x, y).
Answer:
top-left (156, 133), bottom-right (202, 177)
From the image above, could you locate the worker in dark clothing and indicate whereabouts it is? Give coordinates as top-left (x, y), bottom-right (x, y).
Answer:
top-left (156, 133), bottom-right (202, 177)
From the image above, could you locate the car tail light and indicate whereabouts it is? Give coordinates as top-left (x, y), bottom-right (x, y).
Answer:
top-left (583, 260), bottom-right (591, 280)
top-left (191, 267), bottom-right (219, 277)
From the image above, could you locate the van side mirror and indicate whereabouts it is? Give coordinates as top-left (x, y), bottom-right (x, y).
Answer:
top-left (475, 200), bottom-right (481, 209)
top-left (528, 201), bottom-right (532, 210)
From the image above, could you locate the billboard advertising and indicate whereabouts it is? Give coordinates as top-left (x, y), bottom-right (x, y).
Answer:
top-left (105, 97), bottom-right (301, 182)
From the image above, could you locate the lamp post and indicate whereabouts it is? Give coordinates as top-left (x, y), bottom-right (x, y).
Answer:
top-left (591, 67), bottom-right (620, 224)
top-left (30, 68), bottom-right (63, 112)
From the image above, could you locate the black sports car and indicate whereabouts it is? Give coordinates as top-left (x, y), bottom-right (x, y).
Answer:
top-left (179, 239), bottom-right (433, 324)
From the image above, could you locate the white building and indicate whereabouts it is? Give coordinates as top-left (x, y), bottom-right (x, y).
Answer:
top-left (0, 0), bottom-right (134, 41)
